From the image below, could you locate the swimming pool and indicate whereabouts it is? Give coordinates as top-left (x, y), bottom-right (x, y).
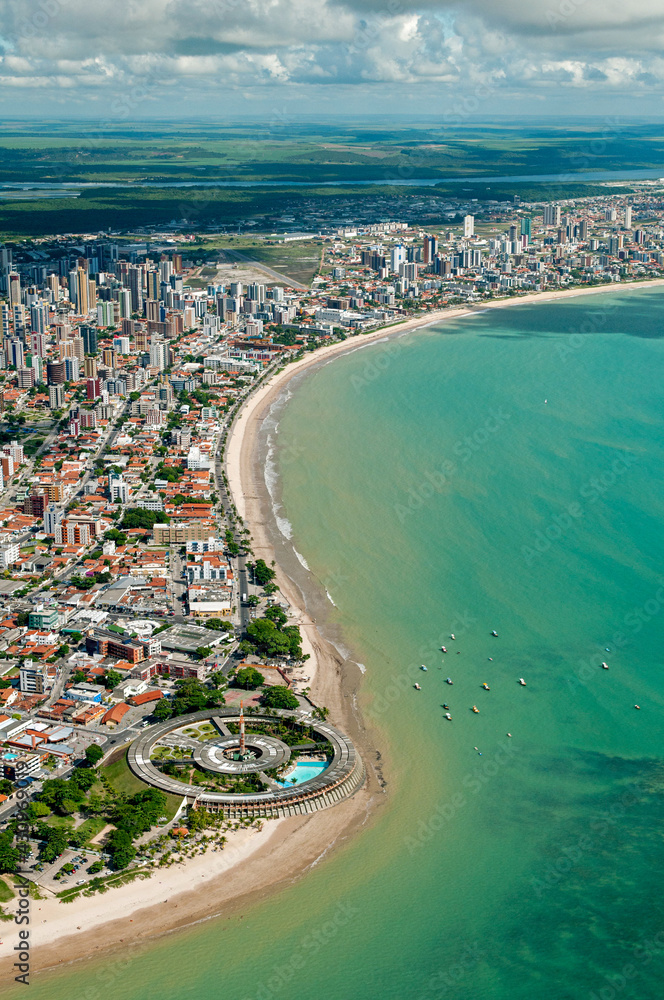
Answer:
top-left (277, 761), bottom-right (328, 786)
top-left (3, 753), bottom-right (18, 761)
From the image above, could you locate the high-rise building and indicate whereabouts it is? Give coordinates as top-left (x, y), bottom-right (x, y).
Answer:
top-left (149, 341), bottom-right (170, 371)
top-left (96, 301), bottom-right (115, 327)
top-left (17, 368), bottom-right (35, 390)
top-left (9, 339), bottom-right (24, 369)
top-left (102, 348), bottom-right (116, 369)
top-left (8, 273), bottom-right (21, 308)
top-left (84, 357), bottom-right (98, 378)
top-left (43, 504), bottom-right (62, 535)
top-left (86, 377), bottom-right (101, 400)
top-left (48, 385), bottom-right (65, 409)
top-left (46, 360), bottom-right (66, 385)
top-left (128, 266), bottom-right (143, 315)
top-left (463, 215), bottom-right (475, 238)
top-left (520, 218), bottom-right (532, 238)
top-left (624, 206), bottom-right (633, 229)
top-left (29, 332), bottom-right (47, 357)
top-left (81, 324), bottom-right (98, 355)
top-left (63, 357), bottom-right (80, 382)
top-left (23, 492), bottom-right (47, 518)
top-left (543, 205), bottom-right (562, 227)
top-left (109, 472), bottom-right (128, 504)
top-left (423, 236), bottom-right (438, 264)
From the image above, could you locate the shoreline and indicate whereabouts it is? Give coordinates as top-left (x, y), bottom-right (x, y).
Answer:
top-left (3, 275), bottom-right (663, 980)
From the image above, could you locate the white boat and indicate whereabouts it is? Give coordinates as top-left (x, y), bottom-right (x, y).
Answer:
top-left (414, 683), bottom-right (421, 690)
top-left (445, 677), bottom-right (453, 685)
top-left (450, 634), bottom-right (455, 640)
top-left (421, 664), bottom-right (428, 671)
top-left (441, 646), bottom-right (447, 653)
top-left (444, 712), bottom-right (452, 720)
top-left (491, 630), bottom-right (498, 637)
top-left (519, 678), bottom-right (526, 686)
top-left (601, 662), bottom-right (609, 669)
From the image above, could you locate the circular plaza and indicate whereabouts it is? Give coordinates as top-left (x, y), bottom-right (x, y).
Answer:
top-left (127, 707), bottom-right (364, 818)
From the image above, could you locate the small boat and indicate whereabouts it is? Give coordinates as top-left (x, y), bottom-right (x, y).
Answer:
top-left (471, 705), bottom-right (480, 713)
top-left (450, 634), bottom-right (455, 640)
top-left (442, 703), bottom-right (450, 710)
top-left (441, 646), bottom-right (447, 653)
top-left (444, 713), bottom-right (452, 721)
top-left (488, 657), bottom-right (493, 661)
top-left (482, 683), bottom-right (490, 690)
top-left (491, 630), bottom-right (498, 637)
top-left (414, 683), bottom-right (421, 690)
top-left (507, 733), bottom-right (512, 738)
top-left (601, 662), bottom-right (609, 669)
top-left (635, 704), bottom-right (640, 710)
top-left (445, 677), bottom-right (453, 685)
top-left (519, 678), bottom-right (526, 686)
top-left (421, 664), bottom-right (428, 671)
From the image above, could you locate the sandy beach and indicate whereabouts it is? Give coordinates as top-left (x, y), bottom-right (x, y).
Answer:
top-left (3, 275), bottom-right (663, 980)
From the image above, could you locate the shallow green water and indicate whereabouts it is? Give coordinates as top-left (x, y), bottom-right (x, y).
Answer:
top-left (19, 289), bottom-right (664, 1000)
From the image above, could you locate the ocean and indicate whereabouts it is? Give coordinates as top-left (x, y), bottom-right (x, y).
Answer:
top-left (18, 287), bottom-right (664, 1000)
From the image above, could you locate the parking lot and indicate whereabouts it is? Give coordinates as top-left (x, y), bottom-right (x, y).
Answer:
top-left (22, 842), bottom-right (110, 892)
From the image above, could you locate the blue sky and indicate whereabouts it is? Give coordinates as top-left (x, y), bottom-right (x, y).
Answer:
top-left (1, 0), bottom-right (664, 118)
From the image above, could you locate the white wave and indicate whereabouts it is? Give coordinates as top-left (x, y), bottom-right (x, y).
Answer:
top-left (265, 436), bottom-right (292, 539)
top-left (325, 589), bottom-right (337, 607)
top-left (293, 547), bottom-right (310, 571)
top-left (275, 515), bottom-right (293, 540)
top-left (356, 662), bottom-right (367, 674)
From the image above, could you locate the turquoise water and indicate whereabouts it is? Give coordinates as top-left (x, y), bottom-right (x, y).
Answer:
top-left (277, 761), bottom-right (328, 785)
top-left (18, 287), bottom-right (664, 1000)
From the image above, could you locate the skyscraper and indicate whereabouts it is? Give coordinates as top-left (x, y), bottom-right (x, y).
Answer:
top-left (8, 273), bottom-right (21, 308)
top-left (81, 325), bottom-right (98, 355)
top-left (543, 205), bottom-right (562, 227)
top-left (463, 215), bottom-right (475, 238)
top-left (624, 206), bottom-right (633, 229)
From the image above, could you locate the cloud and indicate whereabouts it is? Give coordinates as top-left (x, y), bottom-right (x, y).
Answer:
top-left (0, 0), bottom-right (664, 112)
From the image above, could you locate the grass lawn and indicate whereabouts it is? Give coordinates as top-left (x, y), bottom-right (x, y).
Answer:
top-left (75, 817), bottom-right (108, 846)
top-left (103, 752), bottom-right (182, 822)
top-left (44, 814), bottom-right (74, 831)
top-left (0, 878), bottom-right (14, 903)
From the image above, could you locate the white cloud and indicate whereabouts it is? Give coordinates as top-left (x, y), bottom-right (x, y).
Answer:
top-left (0, 0), bottom-right (663, 111)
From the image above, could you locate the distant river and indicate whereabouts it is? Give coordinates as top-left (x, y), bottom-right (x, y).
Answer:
top-left (16, 287), bottom-right (664, 1000)
top-left (1, 166), bottom-right (664, 196)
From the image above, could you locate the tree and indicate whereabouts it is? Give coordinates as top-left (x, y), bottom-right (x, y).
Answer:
top-left (0, 830), bottom-right (20, 873)
top-left (153, 698), bottom-right (173, 721)
top-left (71, 670), bottom-right (87, 685)
top-left (107, 828), bottom-right (136, 870)
top-left (234, 667), bottom-right (264, 690)
top-left (264, 606), bottom-right (287, 627)
top-left (204, 619), bottom-right (233, 632)
top-left (105, 669), bottom-right (123, 689)
top-left (261, 686), bottom-right (299, 710)
top-left (195, 646), bottom-right (213, 660)
top-left (253, 559), bottom-right (276, 586)
top-left (85, 744), bottom-right (104, 767)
